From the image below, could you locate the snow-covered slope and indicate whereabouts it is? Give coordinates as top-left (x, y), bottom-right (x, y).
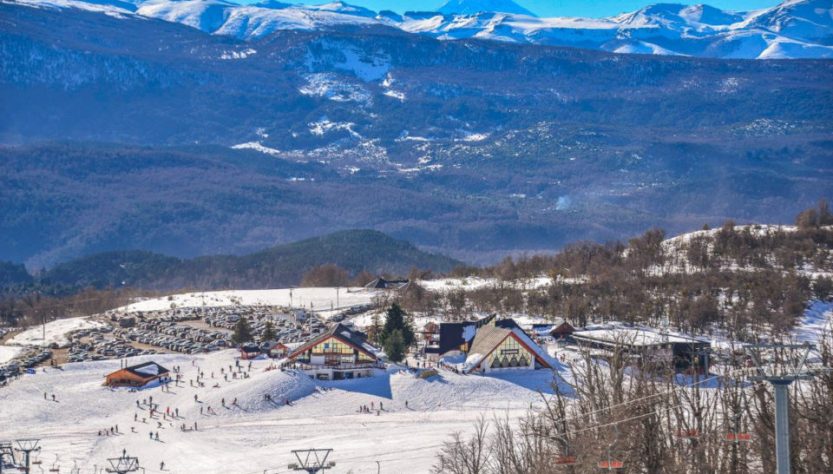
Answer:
top-left (0, 349), bottom-right (568, 473)
top-left (8, 0), bottom-right (833, 58)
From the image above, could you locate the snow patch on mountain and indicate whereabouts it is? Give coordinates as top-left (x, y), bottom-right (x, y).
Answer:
top-left (231, 141), bottom-right (283, 156)
top-left (299, 73), bottom-right (372, 104)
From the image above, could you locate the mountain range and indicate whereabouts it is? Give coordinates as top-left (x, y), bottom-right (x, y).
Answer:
top-left (6, 0), bottom-right (833, 59)
top-left (1, 0), bottom-right (832, 269)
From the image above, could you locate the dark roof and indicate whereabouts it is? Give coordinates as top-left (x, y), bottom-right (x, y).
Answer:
top-left (121, 361), bottom-right (169, 379)
top-left (287, 323), bottom-right (379, 360)
top-left (365, 278), bottom-right (409, 290)
top-left (437, 315), bottom-right (523, 355)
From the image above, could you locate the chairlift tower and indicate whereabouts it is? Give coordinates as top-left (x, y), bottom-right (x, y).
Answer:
top-left (288, 449), bottom-right (335, 474)
top-left (105, 452), bottom-right (140, 474)
top-left (744, 343), bottom-right (816, 474)
top-left (14, 439), bottom-right (40, 474)
top-left (0, 442), bottom-right (17, 474)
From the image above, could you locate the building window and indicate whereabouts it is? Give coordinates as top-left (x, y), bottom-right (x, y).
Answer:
top-left (489, 336), bottom-right (531, 368)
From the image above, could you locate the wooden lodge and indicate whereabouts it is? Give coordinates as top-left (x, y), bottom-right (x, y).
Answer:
top-left (105, 361), bottom-right (170, 388)
top-left (284, 323), bottom-right (383, 380)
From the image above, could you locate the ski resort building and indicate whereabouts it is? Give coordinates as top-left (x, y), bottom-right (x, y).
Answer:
top-left (431, 315), bottom-right (557, 373)
top-left (104, 361), bottom-right (170, 388)
top-left (284, 324), bottom-right (383, 380)
top-left (571, 325), bottom-right (711, 372)
top-left (531, 318), bottom-right (575, 340)
top-left (462, 322), bottom-right (558, 374)
top-left (364, 277), bottom-right (409, 291)
top-left (428, 314), bottom-right (518, 360)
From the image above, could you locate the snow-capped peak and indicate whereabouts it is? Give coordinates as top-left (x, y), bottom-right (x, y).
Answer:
top-left (7, 0), bottom-right (833, 59)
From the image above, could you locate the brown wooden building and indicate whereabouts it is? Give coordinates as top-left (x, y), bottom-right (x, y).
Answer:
top-left (105, 361), bottom-right (170, 388)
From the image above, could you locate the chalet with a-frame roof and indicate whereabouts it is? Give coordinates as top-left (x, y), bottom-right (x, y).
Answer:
top-left (457, 317), bottom-right (558, 374)
top-left (284, 323), bottom-right (383, 380)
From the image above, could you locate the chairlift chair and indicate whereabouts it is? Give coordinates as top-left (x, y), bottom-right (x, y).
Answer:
top-left (724, 392), bottom-right (752, 443)
top-left (49, 453), bottom-right (60, 472)
top-left (555, 454), bottom-right (577, 466)
top-left (598, 427), bottom-right (625, 471)
top-left (551, 434), bottom-right (578, 466)
top-left (725, 432), bottom-right (752, 443)
top-left (597, 459), bottom-right (625, 470)
top-left (674, 428), bottom-right (701, 439)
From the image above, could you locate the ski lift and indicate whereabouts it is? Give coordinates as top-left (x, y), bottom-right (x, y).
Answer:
top-left (724, 392), bottom-right (752, 443)
top-left (725, 432), bottom-right (752, 442)
top-left (598, 426), bottom-right (624, 471)
top-left (598, 459), bottom-right (625, 470)
top-left (49, 454), bottom-right (60, 472)
top-left (549, 433), bottom-right (578, 466)
top-left (674, 428), bottom-right (701, 439)
top-left (555, 454), bottom-right (578, 466)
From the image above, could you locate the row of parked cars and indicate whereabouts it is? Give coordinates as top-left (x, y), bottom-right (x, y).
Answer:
top-left (123, 319), bottom-right (229, 354)
top-left (0, 348), bottom-right (52, 385)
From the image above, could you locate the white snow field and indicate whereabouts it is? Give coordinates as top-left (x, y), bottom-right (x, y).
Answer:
top-left (0, 350), bottom-right (568, 473)
top-left (7, 316), bottom-right (105, 348)
top-left (118, 288), bottom-right (378, 316)
top-left (0, 345), bottom-right (24, 364)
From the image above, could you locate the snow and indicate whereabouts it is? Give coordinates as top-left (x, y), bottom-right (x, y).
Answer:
top-left (308, 118), bottom-right (360, 137)
top-left (418, 276), bottom-right (553, 292)
top-left (0, 345), bottom-right (24, 364)
top-left (219, 48), bottom-right (256, 60)
top-left (0, 349), bottom-right (568, 473)
top-left (133, 364), bottom-right (161, 376)
top-left (792, 300), bottom-right (833, 344)
top-left (8, 316), bottom-right (105, 348)
top-left (574, 323), bottom-right (708, 346)
top-left (9, 0), bottom-right (833, 58)
top-left (117, 288), bottom-right (379, 316)
top-left (231, 141), bottom-right (283, 156)
top-left (299, 73), bottom-right (372, 104)
top-left (462, 324), bottom-right (476, 342)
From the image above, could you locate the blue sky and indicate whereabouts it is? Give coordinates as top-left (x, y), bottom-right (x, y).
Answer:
top-left (279, 1), bottom-right (783, 17)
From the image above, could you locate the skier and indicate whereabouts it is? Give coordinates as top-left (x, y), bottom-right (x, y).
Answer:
top-left (160, 461), bottom-right (165, 470)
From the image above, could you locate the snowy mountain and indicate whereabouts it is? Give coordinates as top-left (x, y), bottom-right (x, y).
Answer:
top-left (437, 0), bottom-right (537, 17)
top-left (6, 0), bottom-right (833, 58)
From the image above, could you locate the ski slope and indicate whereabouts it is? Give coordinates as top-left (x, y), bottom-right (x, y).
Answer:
top-left (118, 288), bottom-right (379, 316)
top-left (7, 316), bottom-right (105, 348)
top-left (0, 350), bottom-right (567, 473)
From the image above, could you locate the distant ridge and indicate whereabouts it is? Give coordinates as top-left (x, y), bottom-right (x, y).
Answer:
top-left (34, 230), bottom-right (463, 293)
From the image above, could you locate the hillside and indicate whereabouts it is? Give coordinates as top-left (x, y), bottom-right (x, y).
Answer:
top-left (36, 230), bottom-right (462, 292)
top-left (7, 0), bottom-right (833, 59)
top-left (1, 3), bottom-right (832, 267)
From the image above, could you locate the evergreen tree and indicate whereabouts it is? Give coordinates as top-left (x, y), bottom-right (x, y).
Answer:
top-left (379, 303), bottom-right (414, 349)
top-left (384, 329), bottom-right (405, 363)
top-left (366, 313), bottom-right (382, 343)
top-left (261, 320), bottom-right (276, 342)
top-left (231, 317), bottom-right (253, 345)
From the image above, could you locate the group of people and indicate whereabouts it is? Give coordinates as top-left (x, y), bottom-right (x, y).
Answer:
top-left (97, 425), bottom-right (119, 436)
